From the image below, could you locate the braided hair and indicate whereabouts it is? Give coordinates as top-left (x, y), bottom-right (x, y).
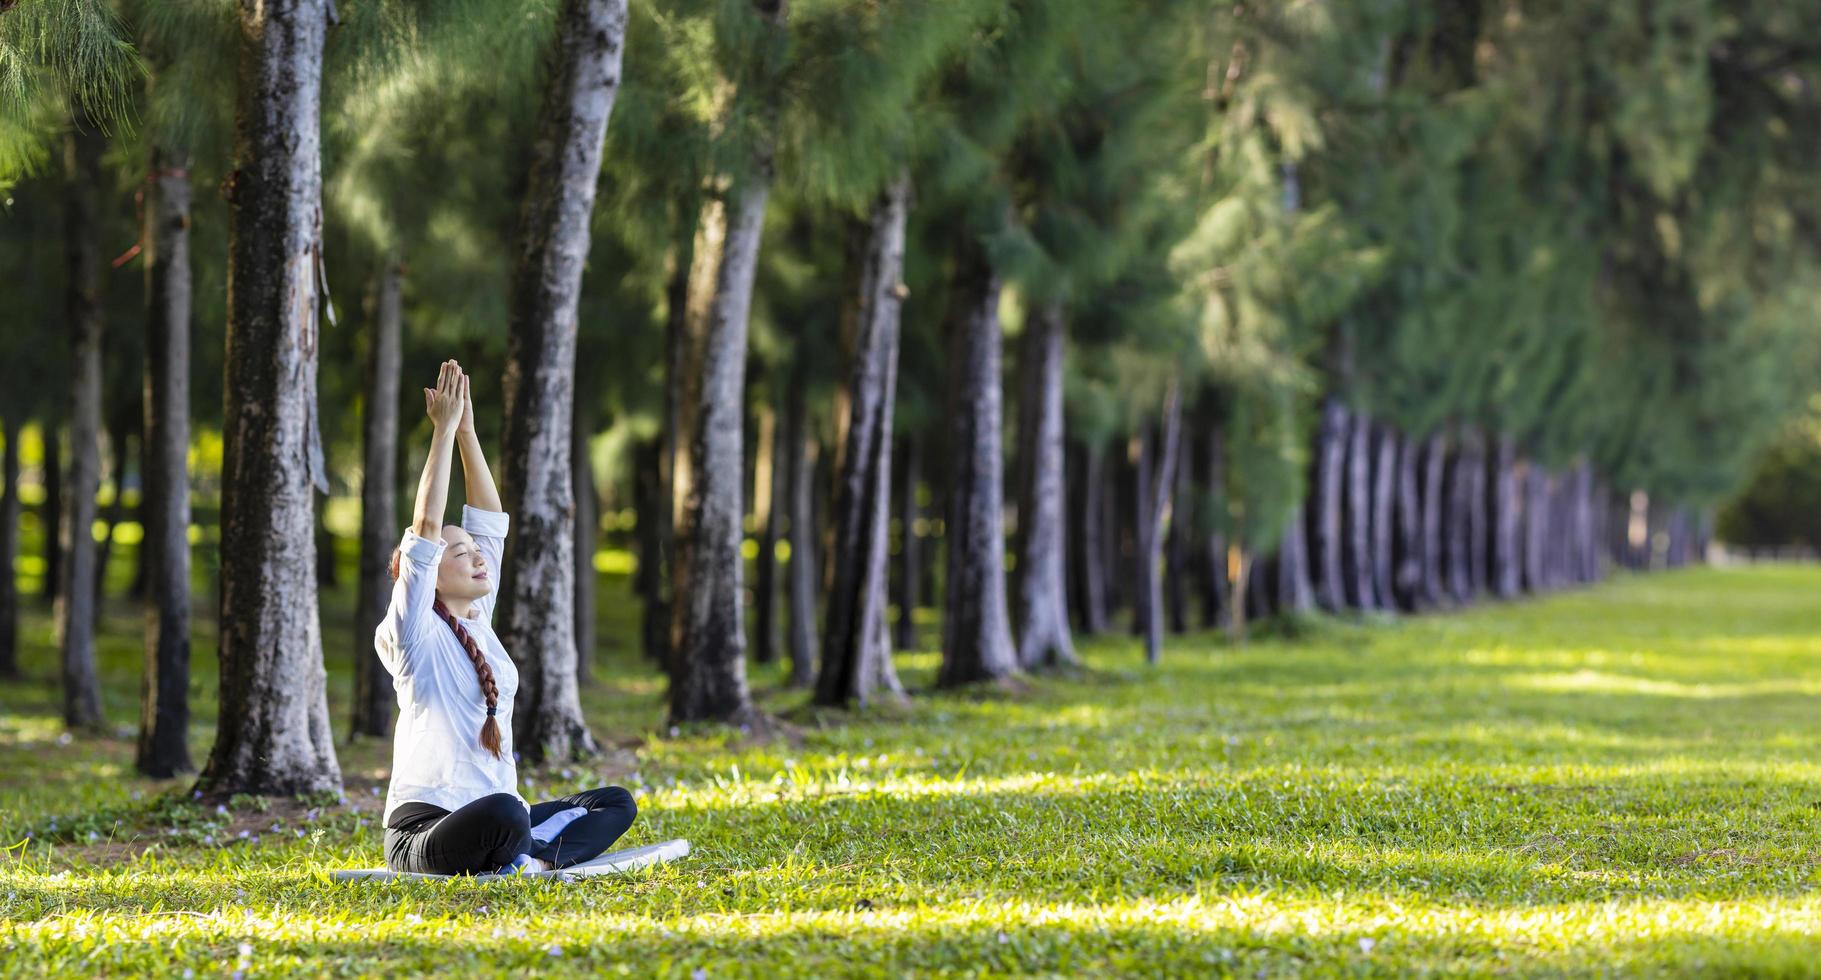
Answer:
top-left (390, 543), bottom-right (506, 760)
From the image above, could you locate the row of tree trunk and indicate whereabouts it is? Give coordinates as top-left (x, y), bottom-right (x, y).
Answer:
top-left (1051, 404), bottom-right (1707, 640)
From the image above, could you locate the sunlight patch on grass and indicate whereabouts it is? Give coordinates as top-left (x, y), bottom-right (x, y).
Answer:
top-left (1507, 669), bottom-right (1821, 700)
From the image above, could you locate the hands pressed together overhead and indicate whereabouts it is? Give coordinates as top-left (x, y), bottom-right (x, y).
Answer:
top-left (425, 359), bottom-right (470, 431)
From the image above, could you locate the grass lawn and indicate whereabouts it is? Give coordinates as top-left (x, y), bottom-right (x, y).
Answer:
top-left (6, 558), bottom-right (1821, 976)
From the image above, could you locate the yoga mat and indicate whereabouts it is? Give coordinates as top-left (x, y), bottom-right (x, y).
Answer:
top-left (330, 838), bottom-right (691, 882)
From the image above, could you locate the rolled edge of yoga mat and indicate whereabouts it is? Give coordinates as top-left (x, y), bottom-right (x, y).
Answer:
top-left (328, 838), bottom-right (692, 883)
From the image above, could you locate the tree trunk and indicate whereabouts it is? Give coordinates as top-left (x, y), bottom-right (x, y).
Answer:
top-left (572, 399), bottom-right (597, 685)
top-left (1200, 426), bottom-right (1228, 629)
top-left (1129, 434), bottom-right (1150, 639)
top-left (892, 433), bottom-right (922, 651)
top-left (41, 421), bottom-right (63, 606)
top-left (497, 0), bottom-right (625, 760)
top-left (1521, 463), bottom-right (1548, 593)
top-left (1342, 408), bottom-right (1376, 609)
top-left (1137, 385), bottom-right (1183, 665)
top-left (1442, 436), bottom-right (1474, 604)
top-left (817, 176), bottom-right (911, 706)
top-left (670, 177), bottom-right (770, 722)
top-left (137, 152), bottom-right (195, 775)
top-left (95, 418), bottom-right (132, 608)
top-left (1164, 419), bottom-right (1191, 634)
top-left (0, 418), bottom-right (20, 679)
top-left (59, 112), bottom-right (107, 733)
top-left (669, 0), bottom-right (785, 725)
top-left (1489, 435), bottom-right (1520, 599)
top-left (1370, 422), bottom-right (1397, 611)
top-left (632, 437), bottom-right (665, 652)
top-left (937, 254), bottom-right (1018, 687)
top-left (1574, 462), bottom-right (1599, 581)
top-left (1418, 432), bottom-right (1447, 607)
top-left (1464, 432), bottom-right (1489, 598)
top-left (1010, 298), bottom-right (1076, 670)
top-left (128, 426), bottom-right (151, 602)
top-left (1249, 551), bottom-right (1277, 621)
top-left (1310, 397), bottom-right (1347, 610)
top-left (644, 221), bottom-right (693, 666)
top-left (751, 399), bottom-right (782, 664)
top-left (1226, 547), bottom-right (1250, 644)
top-left (1103, 445), bottom-right (1127, 622)
top-left (351, 258), bottom-right (402, 740)
top-left (1071, 441), bottom-right (1109, 635)
top-left (197, 0), bottom-right (341, 796)
top-left (1276, 504), bottom-right (1315, 615)
top-left (782, 380), bottom-right (817, 689)
top-left (1390, 428), bottom-right (1422, 611)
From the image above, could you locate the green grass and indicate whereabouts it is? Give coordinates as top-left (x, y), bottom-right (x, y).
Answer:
top-left (7, 559), bottom-right (1821, 975)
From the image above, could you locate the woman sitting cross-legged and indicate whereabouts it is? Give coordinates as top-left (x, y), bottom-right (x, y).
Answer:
top-left (378, 359), bottom-right (635, 876)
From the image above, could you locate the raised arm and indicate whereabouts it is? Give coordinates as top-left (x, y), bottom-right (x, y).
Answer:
top-left (413, 360), bottom-right (466, 537)
top-left (377, 361), bottom-right (466, 670)
top-left (455, 373), bottom-right (502, 513)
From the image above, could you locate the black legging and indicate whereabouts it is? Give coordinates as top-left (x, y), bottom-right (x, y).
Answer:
top-left (383, 786), bottom-right (638, 875)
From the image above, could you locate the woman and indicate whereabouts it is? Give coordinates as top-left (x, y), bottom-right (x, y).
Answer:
top-left (378, 360), bottom-right (635, 875)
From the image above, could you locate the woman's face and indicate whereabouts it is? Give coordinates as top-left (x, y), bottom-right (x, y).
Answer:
top-left (437, 525), bottom-right (491, 603)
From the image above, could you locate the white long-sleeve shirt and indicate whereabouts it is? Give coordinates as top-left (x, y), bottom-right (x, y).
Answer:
top-left (377, 505), bottom-right (524, 827)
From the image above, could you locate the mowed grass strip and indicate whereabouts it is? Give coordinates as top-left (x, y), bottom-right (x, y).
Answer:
top-left (5, 564), bottom-right (1821, 976)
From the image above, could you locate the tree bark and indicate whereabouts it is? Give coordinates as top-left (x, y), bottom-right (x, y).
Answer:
top-left (891, 433), bottom-right (922, 651)
top-left (1010, 298), bottom-right (1076, 670)
top-left (1164, 419), bottom-right (1191, 634)
top-left (95, 417), bottom-right (132, 608)
top-left (1521, 463), bottom-right (1549, 593)
top-left (669, 0), bottom-right (785, 725)
top-left (1418, 432), bottom-right (1447, 608)
top-left (41, 420), bottom-right (62, 606)
top-left (1276, 509), bottom-right (1314, 615)
top-left (1310, 397), bottom-right (1347, 610)
top-left (197, 0), bottom-right (341, 796)
top-left (817, 176), bottom-right (912, 706)
top-left (1249, 551), bottom-right (1277, 621)
top-left (1464, 432), bottom-right (1489, 598)
top-left (1390, 428), bottom-right (1422, 611)
top-left (129, 427), bottom-right (151, 602)
top-left (937, 253), bottom-right (1018, 687)
top-left (632, 436), bottom-right (664, 648)
top-left (572, 399), bottom-right (597, 684)
top-left (782, 379), bottom-right (817, 689)
top-left (1489, 435), bottom-right (1520, 599)
top-left (60, 112), bottom-right (107, 733)
top-left (1200, 425), bottom-right (1228, 629)
top-left (1104, 445), bottom-right (1128, 622)
top-left (751, 398), bottom-right (782, 664)
top-left (497, 0), bottom-right (625, 760)
top-left (1342, 408), bottom-right (1376, 609)
top-left (0, 418), bottom-right (19, 679)
top-left (137, 151), bottom-right (195, 775)
top-left (351, 258), bottom-right (402, 740)
top-left (644, 223), bottom-right (693, 666)
top-left (1370, 422), bottom-right (1397, 611)
top-left (1573, 461), bottom-right (1598, 581)
top-left (1071, 441), bottom-right (1110, 635)
top-left (1129, 433), bottom-right (1151, 639)
top-left (1442, 435), bottom-right (1474, 604)
top-left (1137, 385), bottom-right (1183, 665)
top-left (670, 177), bottom-right (770, 722)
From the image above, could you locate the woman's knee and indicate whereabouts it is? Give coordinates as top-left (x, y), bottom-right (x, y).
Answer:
top-left (577, 785), bottom-right (637, 817)
top-left (608, 786), bottom-right (638, 821)
top-left (476, 794), bottom-right (532, 859)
